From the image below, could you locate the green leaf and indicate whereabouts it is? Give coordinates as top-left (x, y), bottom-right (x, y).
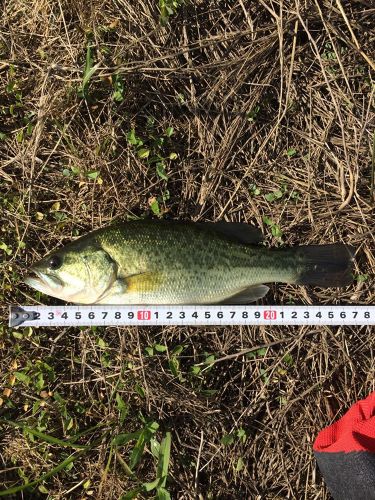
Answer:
top-left (260, 368), bottom-right (270, 384)
top-left (247, 347), bottom-right (267, 359)
top-left (115, 393), bottom-right (126, 410)
top-left (135, 384), bottom-right (145, 398)
top-left (286, 148), bottom-right (297, 157)
top-left (27, 122), bottom-right (34, 135)
top-left (190, 365), bottom-right (201, 375)
top-left (150, 437), bottom-right (160, 458)
top-left (157, 432), bottom-right (171, 487)
top-left (154, 137), bottom-right (164, 149)
top-left (169, 152), bottom-right (177, 160)
top-left (271, 224), bottom-right (283, 238)
top-left (356, 274), bottom-right (369, 282)
top-left (127, 129), bottom-right (138, 145)
top-left (78, 43), bottom-right (99, 98)
top-left (171, 345), bottom-right (184, 356)
top-left (145, 346), bottom-right (154, 356)
top-left (235, 457), bottom-right (245, 472)
top-left (14, 372), bottom-right (31, 385)
top-left (156, 487), bottom-right (171, 500)
top-left (265, 190), bottom-right (283, 202)
top-left (137, 148), bottom-right (150, 159)
top-left (249, 184), bottom-right (261, 195)
top-left (262, 216), bottom-right (272, 226)
top-left (71, 166), bottom-right (80, 175)
top-left (35, 372), bottom-right (45, 391)
top-left (246, 105), bottom-right (260, 122)
top-left (283, 353), bottom-right (294, 366)
top-left (168, 357), bottom-right (180, 378)
top-left (129, 421), bottom-right (159, 470)
top-left (84, 42), bottom-right (93, 77)
top-left (32, 400), bottom-right (43, 415)
top-left (16, 129), bottom-right (24, 143)
top-left (156, 162), bottom-right (168, 180)
top-left (87, 171), bottom-right (100, 180)
top-left (154, 344), bottom-right (167, 353)
top-left (113, 90), bottom-right (123, 102)
top-left (236, 428), bottom-right (247, 442)
top-left (220, 434), bottom-right (234, 446)
top-left (143, 477), bottom-right (160, 492)
top-left (112, 431), bottom-right (141, 447)
top-left (112, 75), bottom-right (125, 102)
top-left (115, 393), bottom-right (128, 424)
top-left (0, 242), bottom-right (12, 255)
top-left (150, 198), bottom-right (160, 216)
top-left (204, 354), bottom-right (215, 365)
top-left (96, 337), bottom-right (107, 348)
top-left (200, 389), bottom-right (218, 397)
top-left (120, 488), bottom-right (142, 500)
top-left (165, 127), bottom-right (174, 137)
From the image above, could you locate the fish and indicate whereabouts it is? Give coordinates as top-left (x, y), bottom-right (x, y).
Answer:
top-left (24, 220), bottom-right (355, 305)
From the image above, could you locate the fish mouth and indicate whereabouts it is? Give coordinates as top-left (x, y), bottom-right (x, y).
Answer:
top-left (24, 269), bottom-right (63, 294)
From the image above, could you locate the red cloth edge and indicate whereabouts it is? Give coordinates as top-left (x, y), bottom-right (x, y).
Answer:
top-left (313, 391), bottom-right (375, 453)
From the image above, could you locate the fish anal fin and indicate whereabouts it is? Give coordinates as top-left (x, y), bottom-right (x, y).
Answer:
top-left (221, 284), bottom-right (270, 304)
top-left (197, 222), bottom-right (263, 245)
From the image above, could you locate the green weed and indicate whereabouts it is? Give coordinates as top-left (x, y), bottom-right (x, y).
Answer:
top-left (220, 427), bottom-right (247, 446)
top-left (78, 41), bottom-right (99, 99)
top-left (113, 422), bottom-right (172, 499)
top-left (264, 183), bottom-right (299, 203)
top-left (112, 74), bottom-right (125, 102)
top-left (246, 105), bottom-right (260, 123)
top-left (263, 216), bottom-right (283, 239)
top-left (127, 123), bottom-right (176, 217)
top-left (159, 0), bottom-right (183, 26)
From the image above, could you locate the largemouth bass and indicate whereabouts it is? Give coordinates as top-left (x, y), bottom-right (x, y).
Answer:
top-left (24, 221), bottom-right (355, 304)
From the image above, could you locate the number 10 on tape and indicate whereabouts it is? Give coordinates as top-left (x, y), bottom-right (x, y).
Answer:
top-left (9, 305), bottom-right (375, 327)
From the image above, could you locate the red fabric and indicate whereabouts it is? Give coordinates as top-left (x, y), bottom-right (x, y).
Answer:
top-left (314, 392), bottom-right (375, 453)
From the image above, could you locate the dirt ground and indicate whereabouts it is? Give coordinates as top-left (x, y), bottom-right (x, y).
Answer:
top-left (0, 0), bottom-right (374, 498)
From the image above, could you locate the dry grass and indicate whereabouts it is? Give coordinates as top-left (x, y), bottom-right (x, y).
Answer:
top-left (0, 0), bottom-right (374, 498)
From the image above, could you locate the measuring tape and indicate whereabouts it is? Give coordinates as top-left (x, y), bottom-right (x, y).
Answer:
top-left (9, 305), bottom-right (375, 327)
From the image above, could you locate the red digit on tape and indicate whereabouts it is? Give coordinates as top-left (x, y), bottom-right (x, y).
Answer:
top-left (137, 310), bottom-right (151, 320)
top-left (264, 310), bottom-right (277, 320)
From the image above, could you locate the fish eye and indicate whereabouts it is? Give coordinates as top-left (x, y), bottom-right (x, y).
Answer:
top-left (48, 255), bottom-right (63, 270)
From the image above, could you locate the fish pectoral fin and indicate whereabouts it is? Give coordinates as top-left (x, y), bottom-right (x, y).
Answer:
top-left (220, 284), bottom-right (270, 304)
top-left (196, 222), bottom-right (263, 244)
top-left (94, 272), bottom-right (162, 304)
top-left (125, 271), bottom-right (162, 293)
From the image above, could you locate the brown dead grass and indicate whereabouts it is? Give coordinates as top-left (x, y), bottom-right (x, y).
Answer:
top-left (0, 0), bottom-right (374, 498)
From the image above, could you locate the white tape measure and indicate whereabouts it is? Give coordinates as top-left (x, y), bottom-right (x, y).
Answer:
top-left (9, 305), bottom-right (375, 327)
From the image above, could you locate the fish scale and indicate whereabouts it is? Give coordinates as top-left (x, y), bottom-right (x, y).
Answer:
top-left (96, 223), bottom-right (277, 303)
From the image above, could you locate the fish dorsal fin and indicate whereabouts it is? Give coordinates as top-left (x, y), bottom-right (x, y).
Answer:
top-left (220, 284), bottom-right (269, 304)
top-left (196, 222), bottom-right (263, 245)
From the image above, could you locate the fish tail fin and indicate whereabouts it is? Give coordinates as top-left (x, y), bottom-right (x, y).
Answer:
top-left (295, 244), bottom-right (355, 287)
